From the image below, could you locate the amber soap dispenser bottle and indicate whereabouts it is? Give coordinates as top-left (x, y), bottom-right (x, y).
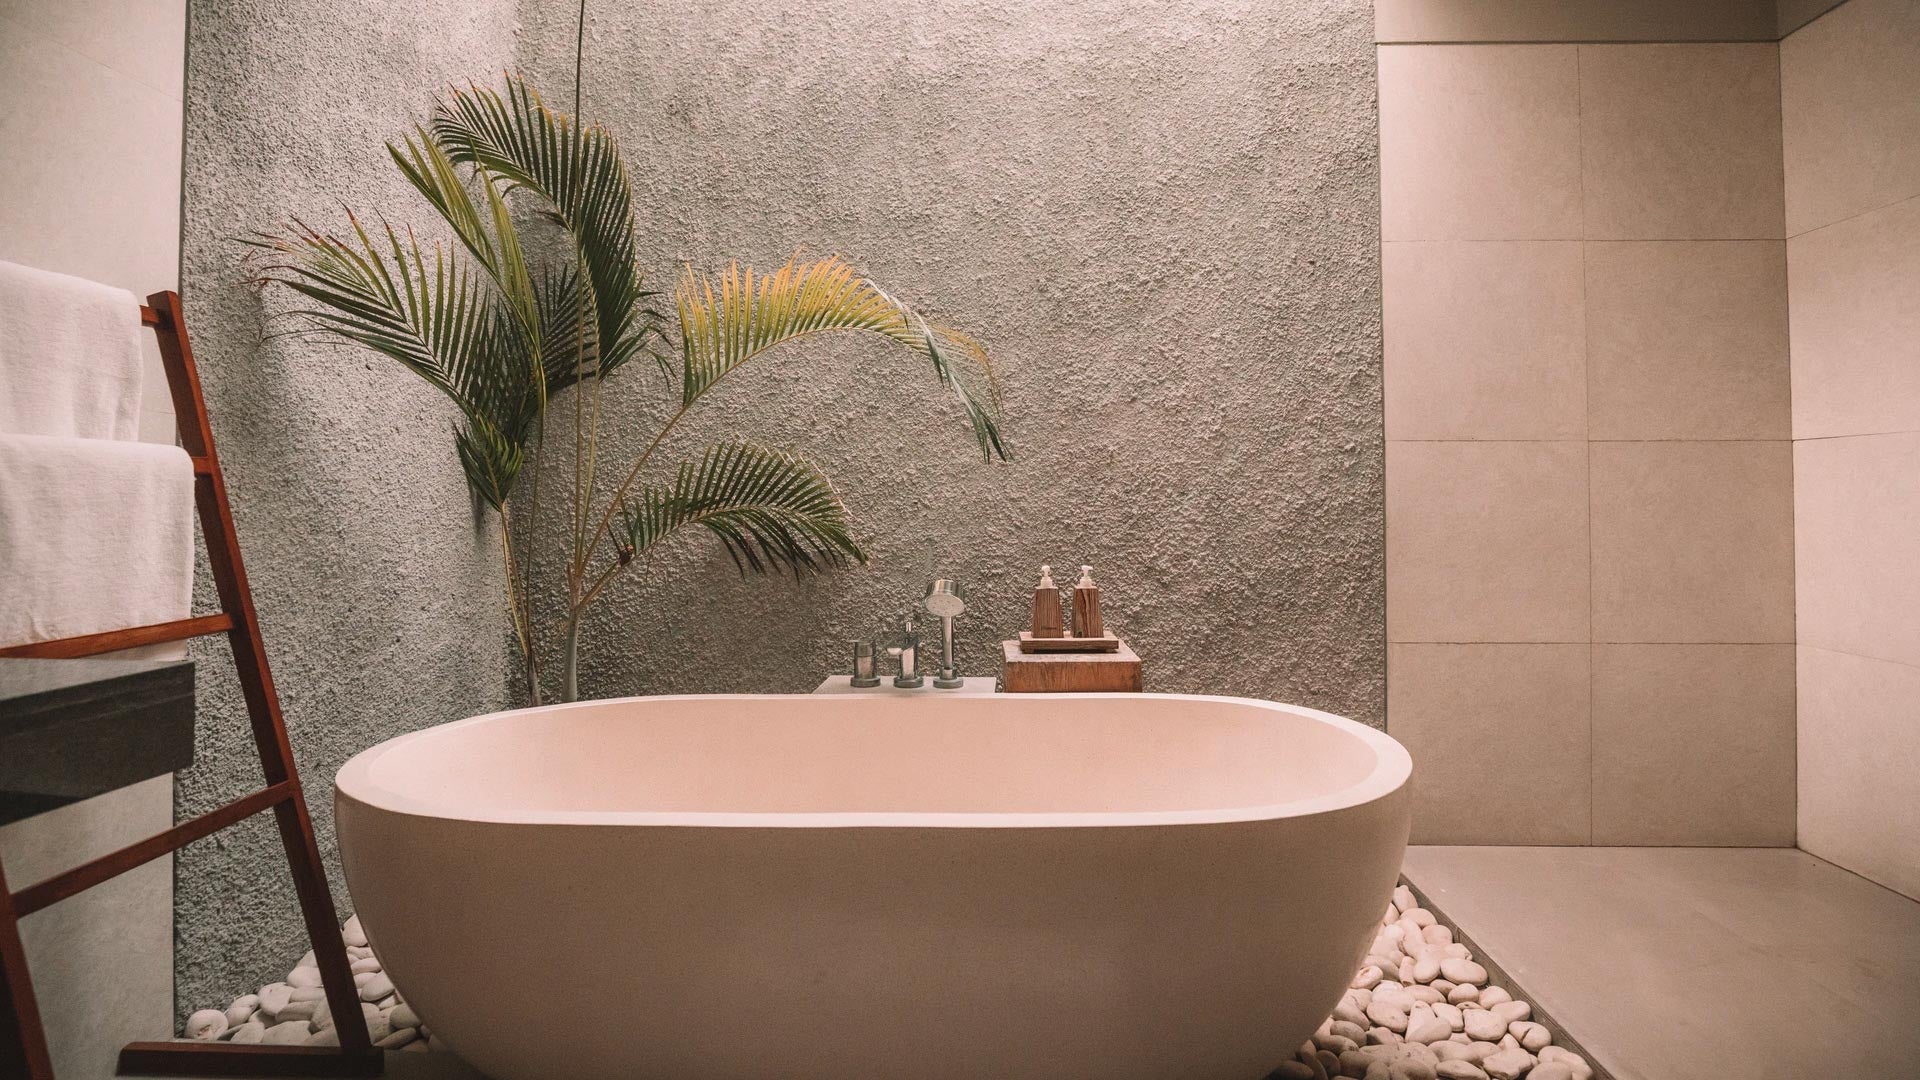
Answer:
top-left (1030, 564), bottom-right (1064, 638)
top-left (1071, 565), bottom-right (1104, 638)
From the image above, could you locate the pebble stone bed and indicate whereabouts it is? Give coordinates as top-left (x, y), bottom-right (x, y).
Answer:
top-left (186, 885), bottom-right (1598, 1080)
top-left (182, 915), bottom-right (436, 1053)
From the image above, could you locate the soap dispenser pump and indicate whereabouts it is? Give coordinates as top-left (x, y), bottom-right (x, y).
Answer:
top-left (1071, 565), bottom-right (1104, 638)
top-left (1030, 565), bottom-right (1064, 638)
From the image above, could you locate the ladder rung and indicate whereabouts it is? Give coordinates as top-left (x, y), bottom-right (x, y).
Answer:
top-left (10, 782), bottom-right (294, 917)
top-left (0, 613), bottom-right (235, 658)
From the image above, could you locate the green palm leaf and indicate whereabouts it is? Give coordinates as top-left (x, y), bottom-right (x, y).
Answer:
top-left (430, 76), bottom-right (662, 379)
top-left (242, 215), bottom-right (539, 509)
top-left (675, 255), bottom-right (1007, 460)
top-left (619, 443), bottom-right (866, 575)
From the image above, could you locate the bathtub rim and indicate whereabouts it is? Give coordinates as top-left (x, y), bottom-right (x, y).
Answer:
top-left (333, 692), bottom-right (1411, 830)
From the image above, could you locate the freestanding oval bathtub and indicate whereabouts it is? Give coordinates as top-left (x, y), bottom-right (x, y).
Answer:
top-left (335, 692), bottom-right (1411, 1080)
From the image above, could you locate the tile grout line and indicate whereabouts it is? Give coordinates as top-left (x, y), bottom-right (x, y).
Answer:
top-left (1800, 642), bottom-right (1920, 673)
top-left (1785, 188), bottom-right (1920, 242)
top-left (1575, 44), bottom-right (1598, 847)
top-left (1793, 427), bottom-right (1920, 442)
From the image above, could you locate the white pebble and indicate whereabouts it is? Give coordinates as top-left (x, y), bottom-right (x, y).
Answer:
top-left (1406, 1006), bottom-right (1451, 1045)
top-left (1539, 1048), bottom-right (1593, 1080)
top-left (1478, 987), bottom-right (1512, 1008)
top-left (1463, 1010), bottom-right (1506, 1042)
top-left (1404, 985), bottom-right (1444, 1006)
top-left (1481, 1048), bottom-right (1535, 1080)
top-left (1273, 1061), bottom-right (1314, 1080)
top-left (223, 995), bottom-right (258, 1028)
top-left (358, 973), bottom-right (393, 1002)
top-left (184, 1010), bottom-right (227, 1041)
top-left (1530, 1065), bottom-right (1574, 1080)
top-left (1367, 1000), bottom-right (1410, 1033)
top-left (1509, 1021), bottom-right (1551, 1052)
top-left (1440, 959), bottom-right (1487, 985)
top-left (286, 966), bottom-right (323, 989)
top-left (1490, 1001), bottom-right (1531, 1026)
top-left (1393, 886), bottom-right (1416, 911)
top-left (343, 915), bottom-right (368, 948)
top-left (305, 1027), bottom-right (340, 1047)
top-left (350, 957), bottom-right (383, 975)
top-left (377, 1027), bottom-right (419, 1050)
top-left (228, 1022), bottom-right (266, 1045)
top-left (1352, 965), bottom-right (1384, 990)
top-left (256, 983), bottom-right (291, 1018)
top-left (260, 1022), bottom-right (311, 1046)
top-left (1435, 1062), bottom-right (1486, 1080)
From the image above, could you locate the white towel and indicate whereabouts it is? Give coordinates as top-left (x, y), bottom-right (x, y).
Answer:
top-left (0, 434), bottom-right (195, 648)
top-left (0, 260), bottom-right (145, 441)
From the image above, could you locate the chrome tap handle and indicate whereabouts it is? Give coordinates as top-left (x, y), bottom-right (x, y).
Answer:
top-left (887, 615), bottom-right (923, 689)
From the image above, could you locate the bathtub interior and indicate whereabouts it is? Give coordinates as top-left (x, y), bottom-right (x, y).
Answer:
top-left (342, 693), bottom-right (1400, 823)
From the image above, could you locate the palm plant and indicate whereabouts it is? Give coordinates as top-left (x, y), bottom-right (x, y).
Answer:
top-left (245, 76), bottom-right (1007, 704)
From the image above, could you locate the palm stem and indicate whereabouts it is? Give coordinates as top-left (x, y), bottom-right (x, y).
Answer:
top-left (498, 506), bottom-right (540, 706)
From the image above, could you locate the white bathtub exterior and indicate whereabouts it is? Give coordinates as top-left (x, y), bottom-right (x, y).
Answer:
top-left (334, 693), bottom-right (1412, 1080)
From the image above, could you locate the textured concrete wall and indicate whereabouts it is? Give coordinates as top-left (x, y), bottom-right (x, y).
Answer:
top-left (178, 0), bottom-right (1381, 1012)
top-left (177, 0), bottom-right (519, 1015)
top-left (514, 0), bottom-right (1385, 723)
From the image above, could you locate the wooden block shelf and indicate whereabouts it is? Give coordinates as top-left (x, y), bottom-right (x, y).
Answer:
top-left (1001, 639), bottom-right (1142, 693)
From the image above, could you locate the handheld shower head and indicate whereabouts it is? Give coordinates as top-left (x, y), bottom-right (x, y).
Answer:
top-left (923, 578), bottom-right (967, 618)
top-left (922, 579), bottom-right (967, 688)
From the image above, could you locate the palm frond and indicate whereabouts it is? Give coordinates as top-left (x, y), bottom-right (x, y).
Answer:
top-left (675, 255), bottom-right (1008, 460)
top-left (388, 128), bottom-right (542, 344)
top-left (242, 216), bottom-right (540, 509)
top-left (619, 443), bottom-right (866, 575)
top-left (431, 76), bottom-right (664, 378)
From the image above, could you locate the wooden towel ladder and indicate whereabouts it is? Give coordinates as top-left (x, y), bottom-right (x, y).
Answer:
top-left (0, 291), bottom-right (381, 1077)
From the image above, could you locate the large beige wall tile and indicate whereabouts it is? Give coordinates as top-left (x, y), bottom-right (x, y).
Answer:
top-left (1375, 0), bottom-right (1778, 43)
top-left (1781, 0), bottom-right (1920, 236)
top-left (1585, 241), bottom-right (1790, 440)
top-left (1795, 432), bottom-right (1920, 666)
top-left (1388, 643), bottom-right (1590, 844)
top-left (0, 0), bottom-right (184, 98)
top-left (1579, 44), bottom-right (1784, 241)
top-left (1592, 644), bottom-right (1796, 845)
top-left (1787, 195), bottom-right (1920, 439)
top-left (1387, 440), bottom-right (1589, 642)
top-left (1777, 0), bottom-right (1851, 36)
top-left (1591, 441), bottom-right (1794, 643)
top-left (1799, 646), bottom-right (1920, 900)
top-left (1379, 45), bottom-right (1582, 241)
top-left (1384, 241), bottom-right (1586, 440)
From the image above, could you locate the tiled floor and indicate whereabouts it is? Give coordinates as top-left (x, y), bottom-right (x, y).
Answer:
top-left (1404, 845), bottom-right (1920, 1080)
top-left (151, 845), bottom-right (1920, 1080)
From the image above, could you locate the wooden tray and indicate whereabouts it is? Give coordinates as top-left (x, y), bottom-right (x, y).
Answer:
top-left (1017, 630), bottom-right (1120, 653)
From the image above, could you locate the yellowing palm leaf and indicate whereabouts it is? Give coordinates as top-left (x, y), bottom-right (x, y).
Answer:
top-left (676, 255), bottom-right (1007, 460)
